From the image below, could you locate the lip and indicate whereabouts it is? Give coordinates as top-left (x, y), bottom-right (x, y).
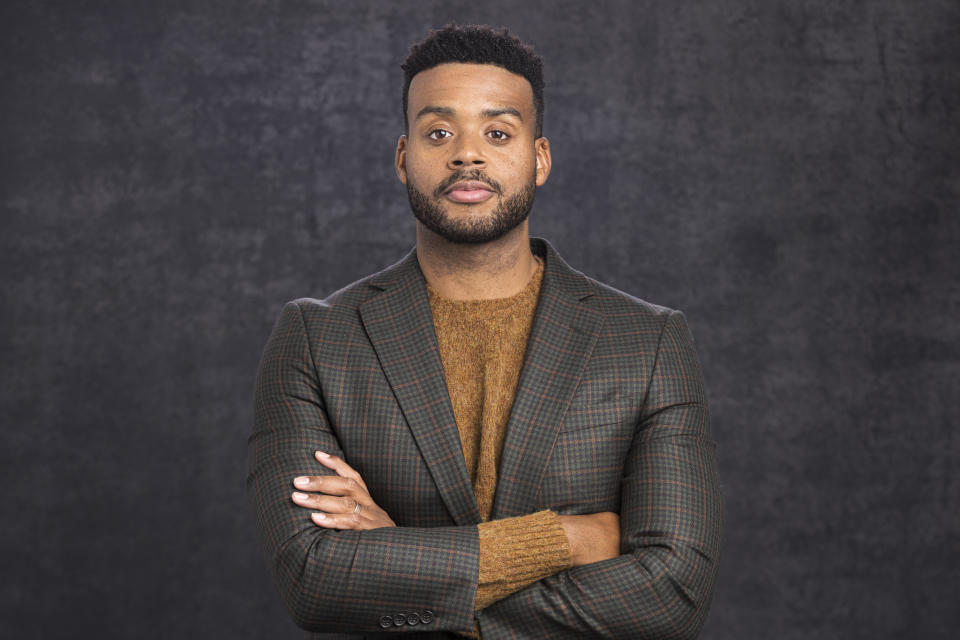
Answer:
top-left (444, 180), bottom-right (495, 204)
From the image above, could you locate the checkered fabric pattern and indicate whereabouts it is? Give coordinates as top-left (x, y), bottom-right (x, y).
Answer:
top-left (247, 238), bottom-right (722, 638)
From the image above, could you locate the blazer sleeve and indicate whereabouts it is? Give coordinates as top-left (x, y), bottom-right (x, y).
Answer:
top-left (246, 301), bottom-right (480, 634)
top-left (475, 311), bottom-right (723, 639)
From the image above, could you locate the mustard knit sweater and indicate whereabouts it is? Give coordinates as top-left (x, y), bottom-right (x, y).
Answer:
top-left (426, 256), bottom-right (573, 617)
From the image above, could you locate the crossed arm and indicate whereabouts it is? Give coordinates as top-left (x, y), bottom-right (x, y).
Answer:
top-left (289, 449), bottom-right (621, 570)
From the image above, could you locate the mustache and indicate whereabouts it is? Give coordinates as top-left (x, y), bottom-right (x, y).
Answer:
top-left (433, 170), bottom-right (503, 197)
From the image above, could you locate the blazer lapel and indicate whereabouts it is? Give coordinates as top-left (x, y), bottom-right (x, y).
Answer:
top-left (359, 249), bottom-right (483, 526)
top-left (491, 239), bottom-right (605, 518)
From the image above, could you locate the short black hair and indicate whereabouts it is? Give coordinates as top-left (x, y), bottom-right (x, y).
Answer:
top-left (401, 24), bottom-right (545, 137)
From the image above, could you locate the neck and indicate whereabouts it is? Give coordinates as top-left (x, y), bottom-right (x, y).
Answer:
top-left (415, 222), bottom-right (537, 300)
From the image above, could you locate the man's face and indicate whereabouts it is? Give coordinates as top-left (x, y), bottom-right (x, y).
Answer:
top-left (395, 63), bottom-right (551, 244)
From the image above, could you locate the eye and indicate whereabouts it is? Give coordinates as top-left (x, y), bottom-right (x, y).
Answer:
top-left (487, 130), bottom-right (510, 141)
top-left (427, 129), bottom-right (452, 141)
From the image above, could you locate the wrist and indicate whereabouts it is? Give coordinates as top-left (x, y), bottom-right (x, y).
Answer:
top-left (558, 512), bottom-right (620, 567)
top-left (557, 515), bottom-right (582, 565)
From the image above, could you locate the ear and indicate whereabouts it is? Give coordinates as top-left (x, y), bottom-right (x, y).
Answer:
top-left (534, 137), bottom-right (552, 187)
top-left (395, 135), bottom-right (408, 184)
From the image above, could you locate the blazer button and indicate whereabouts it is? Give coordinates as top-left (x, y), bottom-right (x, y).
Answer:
top-left (420, 609), bottom-right (434, 624)
top-left (378, 616), bottom-right (392, 629)
top-left (392, 613), bottom-right (406, 627)
top-left (406, 612), bottom-right (420, 626)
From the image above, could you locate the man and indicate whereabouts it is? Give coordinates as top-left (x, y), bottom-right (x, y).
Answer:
top-left (247, 24), bottom-right (722, 639)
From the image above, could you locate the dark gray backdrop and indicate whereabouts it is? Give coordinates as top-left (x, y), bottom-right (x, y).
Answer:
top-left (2, 1), bottom-right (957, 638)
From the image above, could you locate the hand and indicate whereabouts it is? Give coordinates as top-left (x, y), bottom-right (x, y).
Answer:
top-left (558, 512), bottom-right (621, 566)
top-left (290, 451), bottom-right (397, 530)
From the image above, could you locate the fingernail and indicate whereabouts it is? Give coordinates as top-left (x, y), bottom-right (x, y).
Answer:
top-left (315, 451), bottom-right (330, 458)
top-left (294, 477), bottom-right (309, 487)
top-left (312, 512), bottom-right (326, 520)
top-left (292, 492), bottom-right (308, 500)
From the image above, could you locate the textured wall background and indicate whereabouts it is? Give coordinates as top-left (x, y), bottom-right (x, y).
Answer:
top-left (2, 1), bottom-right (958, 638)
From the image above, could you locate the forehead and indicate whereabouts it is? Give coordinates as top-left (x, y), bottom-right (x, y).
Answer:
top-left (407, 63), bottom-right (535, 118)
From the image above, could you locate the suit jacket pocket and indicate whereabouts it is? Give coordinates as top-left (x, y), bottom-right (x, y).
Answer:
top-left (561, 405), bottom-right (626, 431)
top-left (563, 379), bottom-right (643, 432)
top-left (562, 398), bottom-right (641, 432)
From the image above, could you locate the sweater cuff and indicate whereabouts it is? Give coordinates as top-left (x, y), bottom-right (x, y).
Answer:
top-left (475, 509), bottom-right (573, 610)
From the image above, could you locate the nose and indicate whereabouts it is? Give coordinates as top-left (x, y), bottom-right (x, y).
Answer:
top-left (447, 133), bottom-right (486, 169)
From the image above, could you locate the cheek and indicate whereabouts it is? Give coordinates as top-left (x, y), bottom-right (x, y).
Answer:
top-left (500, 149), bottom-right (536, 175)
top-left (403, 154), bottom-right (436, 187)
top-left (501, 156), bottom-right (537, 188)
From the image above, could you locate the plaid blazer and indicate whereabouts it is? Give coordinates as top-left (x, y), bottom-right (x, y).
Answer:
top-left (247, 238), bottom-right (722, 639)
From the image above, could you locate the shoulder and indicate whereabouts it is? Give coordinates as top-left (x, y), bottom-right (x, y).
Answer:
top-left (541, 239), bottom-right (695, 354)
top-left (586, 276), bottom-right (676, 321)
top-left (538, 236), bottom-right (677, 322)
top-left (288, 273), bottom-right (378, 319)
top-left (580, 276), bottom-right (694, 351)
top-left (283, 247), bottom-right (418, 323)
top-left (544, 246), bottom-right (677, 327)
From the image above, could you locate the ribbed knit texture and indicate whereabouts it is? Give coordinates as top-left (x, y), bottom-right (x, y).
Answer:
top-left (426, 256), bottom-right (573, 620)
top-left (473, 510), bottom-right (572, 610)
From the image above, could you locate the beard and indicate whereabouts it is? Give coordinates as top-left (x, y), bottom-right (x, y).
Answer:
top-left (406, 169), bottom-right (536, 244)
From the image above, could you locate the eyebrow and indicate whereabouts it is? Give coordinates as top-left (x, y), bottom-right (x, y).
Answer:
top-left (414, 105), bottom-right (524, 121)
top-left (415, 106), bottom-right (455, 120)
top-left (481, 107), bottom-right (523, 120)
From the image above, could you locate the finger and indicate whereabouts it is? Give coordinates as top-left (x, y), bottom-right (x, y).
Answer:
top-left (314, 451), bottom-right (366, 488)
top-left (292, 475), bottom-right (367, 501)
top-left (310, 510), bottom-right (364, 530)
top-left (291, 491), bottom-right (361, 514)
